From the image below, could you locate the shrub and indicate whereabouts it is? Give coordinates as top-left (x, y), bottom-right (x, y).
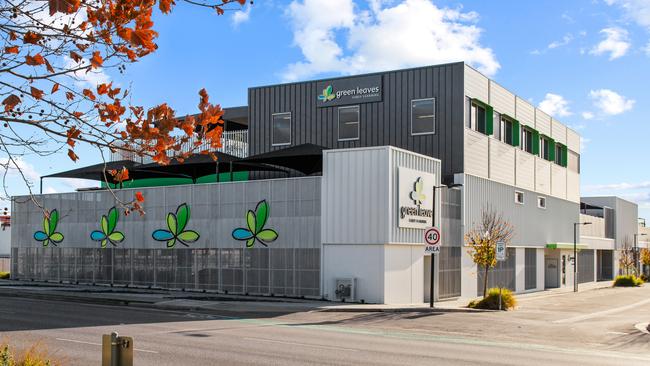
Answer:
top-left (0, 272), bottom-right (9, 280)
top-left (468, 287), bottom-right (516, 310)
top-left (0, 342), bottom-right (61, 366)
top-left (640, 274), bottom-right (649, 283)
top-left (613, 274), bottom-right (644, 287)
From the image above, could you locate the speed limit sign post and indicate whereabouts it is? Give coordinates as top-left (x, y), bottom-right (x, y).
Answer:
top-left (424, 226), bottom-right (441, 255)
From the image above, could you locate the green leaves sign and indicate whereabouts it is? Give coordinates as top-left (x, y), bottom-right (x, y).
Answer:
top-left (410, 177), bottom-right (426, 205)
top-left (152, 203), bottom-right (200, 248)
top-left (232, 200), bottom-right (278, 248)
top-left (90, 207), bottom-right (125, 248)
top-left (317, 84), bottom-right (335, 102)
top-left (33, 209), bottom-right (64, 247)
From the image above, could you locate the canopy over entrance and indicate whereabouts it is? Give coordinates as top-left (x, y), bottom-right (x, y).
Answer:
top-left (238, 143), bottom-right (327, 175)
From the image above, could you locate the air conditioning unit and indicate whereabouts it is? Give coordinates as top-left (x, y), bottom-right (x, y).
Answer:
top-left (334, 278), bottom-right (356, 301)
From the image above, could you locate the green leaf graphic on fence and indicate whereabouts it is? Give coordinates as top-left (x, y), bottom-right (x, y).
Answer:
top-left (33, 209), bottom-right (64, 247)
top-left (90, 207), bottom-right (125, 248)
top-left (152, 203), bottom-right (200, 248)
top-left (231, 200), bottom-right (278, 248)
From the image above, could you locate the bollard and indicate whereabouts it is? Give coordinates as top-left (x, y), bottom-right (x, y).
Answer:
top-left (102, 332), bottom-right (133, 366)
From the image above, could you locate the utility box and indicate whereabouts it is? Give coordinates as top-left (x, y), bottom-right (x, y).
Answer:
top-left (334, 278), bottom-right (356, 301)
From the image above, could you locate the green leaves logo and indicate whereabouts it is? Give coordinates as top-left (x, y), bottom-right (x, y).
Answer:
top-left (410, 177), bottom-right (426, 205)
top-left (318, 85), bottom-right (336, 102)
top-left (90, 207), bottom-right (125, 248)
top-left (152, 203), bottom-right (200, 248)
top-left (33, 209), bottom-right (64, 247)
top-left (232, 200), bottom-right (278, 248)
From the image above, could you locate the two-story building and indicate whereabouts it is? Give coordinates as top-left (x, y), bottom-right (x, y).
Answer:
top-left (11, 62), bottom-right (598, 303)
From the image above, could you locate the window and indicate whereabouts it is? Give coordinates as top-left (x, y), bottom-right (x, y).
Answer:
top-left (537, 196), bottom-right (546, 209)
top-left (515, 191), bottom-right (525, 204)
top-left (554, 144), bottom-right (563, 165)
top-left (540, 136), bottom-right (551, 160)
top-left (338, 106), bottom-right (360, 141)
top-left (472, 102), bottom-right (487, 134)
top-left (411, 98), bottom-right (435, 135)
top-left (271, 112), bottom-right (291, 146)
top-left (501, 117), bottom-right (514, 145)
top-left (521, 127), bottom-right (534, 154)
top-left (568, 150), bottom-right (580, 173)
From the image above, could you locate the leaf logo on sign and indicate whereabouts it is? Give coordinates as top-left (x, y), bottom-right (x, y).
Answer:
top-left (318, 85), bottom-right (336, 102)
top-left (152, 203), bottom-right (200, 248)
top-left (410, 177), bottom-right (426, 205)
top-left (90, 207), bottom-right (125, 248)
top-left (231, 200), bottom-right (278, 248)
top-left (33, 209), bottom-right (64, 247)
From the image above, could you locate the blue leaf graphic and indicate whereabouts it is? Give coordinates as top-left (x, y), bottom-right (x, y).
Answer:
top-left (152, 229), bottom-right (174, 241)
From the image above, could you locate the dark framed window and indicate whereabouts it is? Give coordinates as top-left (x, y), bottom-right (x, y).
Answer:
top-left (271, 112), bottom-right (291, 146)
top-left (541, 136), bottom-right (551, 160)
top-left (521, 127), bottom-right (534, 154)
top-left (515, 191), bottom-right (524, 204)
top-left (501, 117), bottom-right (514, 145)
top-left (471, 102), bottom-right (487, 134)
top-left (338, 106), bottom-right (360, 141)
top-left (411, 98), bottom-right (435, 135)
top-left (554, 144), bottom-right (563, 165)
top-left (537, 196), bottom-right (546, 209)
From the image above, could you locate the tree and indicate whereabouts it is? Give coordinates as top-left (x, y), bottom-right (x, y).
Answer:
top-left (639, 247), bottom-right (650, 276)
top-left (0, 0), bottom-right (247, 214)
top-left (465, 206), bottom-right (515, 298)
top-left (618, 236), bottom-right (635, 276)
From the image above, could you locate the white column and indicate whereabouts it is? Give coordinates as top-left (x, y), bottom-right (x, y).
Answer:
top-left (461, 247), bottom-right (477, 298)
top-left (515, 247), bottom-right (525, 292)
top-left (537, 248), bottom-right (545, 290)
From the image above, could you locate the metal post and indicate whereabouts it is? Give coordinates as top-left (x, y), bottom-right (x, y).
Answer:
top-left (110, 332), bottom-right (119, 366)
top-left (40, 177), bottom-right (43, 194)
top-left (430, 186), bottom-right (437, 308)
top-left (634, 234), bottom-right (638, 276)
top-left (573, 223), bottom-right (577, 292)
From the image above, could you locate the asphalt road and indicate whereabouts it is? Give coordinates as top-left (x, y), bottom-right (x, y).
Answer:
top-left (2, 287), bottom-right (650, 365)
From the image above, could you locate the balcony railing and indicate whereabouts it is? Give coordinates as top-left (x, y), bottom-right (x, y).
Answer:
top-left (110, 129), bottom-right (248, 163)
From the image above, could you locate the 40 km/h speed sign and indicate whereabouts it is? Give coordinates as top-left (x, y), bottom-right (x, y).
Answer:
top-left (424, 227), bottom-right (441, 255)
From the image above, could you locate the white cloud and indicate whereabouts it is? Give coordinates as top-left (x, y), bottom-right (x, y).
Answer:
top-left (581, 111), bottom-right (594, 120)
top-left (232, 4), bottom-right (251, 26)
top-left (538, 93), bottom-right (572, 117)
top-left (585, 181), bottom-right (650, 191)
top-left (0, 157), bottom-right (40, 182)
top-left (588, 89), bottom-right (635, 115)
top-left (605, 0), bottom-right (650, 29)
top-left (283, 0), bottom-right (499, 81)
top-left (44, 187), bottom-right (58, 194)
top-left (548, 34), bottom-right (573, 49)
top-left (61, 178), bottom-right (98, 190)
top-left (64, 56), bottom-right (110, 88)
top-left (590, 27), bottom-right (631, 60)
top-left (580, 137), bottom-right (590, 152)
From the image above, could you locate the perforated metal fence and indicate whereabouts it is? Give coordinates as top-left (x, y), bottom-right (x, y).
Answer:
top-left (578, 249), bottom-right (595, 284)
top-left (438, 246), bottom-right (461, 299)
top-left (477, 248), bottom-right (516, 295)
top-left (12, 247), bottom-right (320, 297)
top-left (525, 248), bottom-right (537, 290)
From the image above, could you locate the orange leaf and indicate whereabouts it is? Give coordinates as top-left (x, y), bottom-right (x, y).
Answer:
top-left (30, 87), bottom-right (44, 100)
top-left (90, 51), bottom-right (103, 68)
top-left (69, 51), bottom-right (82, 63)
top-left (2, 94), bottom-right (20, 112)
top-left (82, 89), bottom-right (96, 101)
top-left (159, 0), bottom-right (175, 13)
top-left (9, 32), bottom-right (17, 41)
top-left (65, 91), bottom-right (75, 101)
top-left (135, 191), bottom-right (145, 203)
top-left (4, 46), bottom-right (18, 54)
top-left (24, 32), bottom-right (42, 45)
top-left (72, 111), bottom-right (83, 118)
top-left (67, 149), bottom-right (79, 162)
top-left (51, 83), bottom-right (60, 94)
top-left (44, 58), bottom-right (55, 73)
top-left (25, 54), bottom-right (45, 66)
top-left (75, 43), bottom-right (89, 52)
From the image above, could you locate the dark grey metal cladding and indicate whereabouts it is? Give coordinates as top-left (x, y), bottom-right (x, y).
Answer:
top-left (248, 63), bottom-right (465, 179)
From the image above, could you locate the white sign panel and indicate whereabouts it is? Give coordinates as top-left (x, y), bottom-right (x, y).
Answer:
top-left (424, 227), bottom-right (441, 256)
top-left (398, 167), bottom-right (435, 229)
top-left (424, 245), bottom-right (440, 255)
top-left (496, 241), bottom-right (506, 261)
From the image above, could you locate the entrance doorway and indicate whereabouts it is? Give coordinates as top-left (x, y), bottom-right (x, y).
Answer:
top-left (545, 258), bottom-right (559, 289)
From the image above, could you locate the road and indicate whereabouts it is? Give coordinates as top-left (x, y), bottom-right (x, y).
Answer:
top-left (1, 286), bottom-right (650, 365)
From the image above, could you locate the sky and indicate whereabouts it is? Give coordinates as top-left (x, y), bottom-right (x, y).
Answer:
top-left (4, 0), bottom-right (650, 219)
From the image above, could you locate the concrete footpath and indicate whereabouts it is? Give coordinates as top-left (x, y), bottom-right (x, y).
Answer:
top-left (0, 279), bottom-right (615, 314)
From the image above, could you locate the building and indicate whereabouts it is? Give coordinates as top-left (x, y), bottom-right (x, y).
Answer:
top-left (10, 62), bottom-right (613, 304)
top-left (0, 215), bottom-right (9, 272)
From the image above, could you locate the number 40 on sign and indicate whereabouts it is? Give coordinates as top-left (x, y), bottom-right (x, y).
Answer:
top-left (424, 227), bottom-right (441, 255)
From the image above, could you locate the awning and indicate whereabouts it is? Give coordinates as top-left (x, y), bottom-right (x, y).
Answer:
top-left (137, 152), bottom-right (287, 182)
top-left (238, 143), bottom-right (327, 175)
top-left (546, 243), bottom-right (589, 250)
top-left (42, 160), bottom-right (190, 184)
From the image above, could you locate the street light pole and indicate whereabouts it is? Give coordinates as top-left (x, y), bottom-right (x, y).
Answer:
top-left (430, 182), bottom-right (462, 308)
top-left (573, 222), bottom-right (592, 292)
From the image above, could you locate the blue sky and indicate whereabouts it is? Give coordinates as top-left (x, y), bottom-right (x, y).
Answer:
top-left (5, 0), bottom-right (650, 218)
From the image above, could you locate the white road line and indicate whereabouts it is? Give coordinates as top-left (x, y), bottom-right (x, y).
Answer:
top-left (553, 297), bottom-right (650, 324)
top-left (606, 332), bottom-right (628, 335)
top-left (243, 337), bottom-right (359, 352)
top-left (55, 338), bottom-right (159, 354)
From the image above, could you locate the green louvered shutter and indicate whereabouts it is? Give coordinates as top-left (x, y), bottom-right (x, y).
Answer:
top-left (512, 120), bottom-right (520, 147)
top-left (486, 105), bottom-right (494, 135)
top-left (561, 145), bottom-right (568, 167)
top-left (532, 129), bottom-right (540, 155)
top-left (548, 137), bottom-right (556, 162)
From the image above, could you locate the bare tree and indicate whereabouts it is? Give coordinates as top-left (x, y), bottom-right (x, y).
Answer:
top-left (619, 236), bottom-right (636, 276)
top-left (465, 206), bottom-right (515, 298)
